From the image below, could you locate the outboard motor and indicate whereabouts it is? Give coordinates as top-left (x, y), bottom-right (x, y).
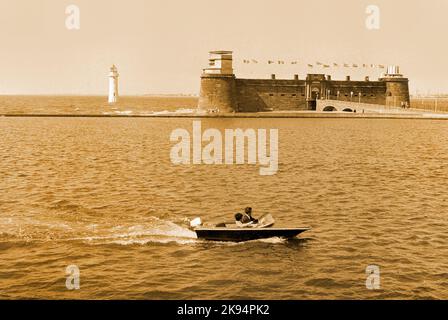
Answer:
top-left (190, 217), bottom-right (202, 229)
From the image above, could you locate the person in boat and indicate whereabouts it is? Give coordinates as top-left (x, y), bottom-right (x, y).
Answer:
top-left (244, 207), bottom-right (259, 224)
top-left (234, 208), bottom-right (259, 227)
top-left (235, 212), bottom-right (253, 226)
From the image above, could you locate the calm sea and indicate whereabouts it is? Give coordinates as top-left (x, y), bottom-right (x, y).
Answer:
top-left (0, 96), bottom-right (447, 299)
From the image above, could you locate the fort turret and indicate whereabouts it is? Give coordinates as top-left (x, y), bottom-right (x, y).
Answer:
top-left (380, 66), bottom-right (410, 108)
top-left (198, 51), bottom-right (237, 112)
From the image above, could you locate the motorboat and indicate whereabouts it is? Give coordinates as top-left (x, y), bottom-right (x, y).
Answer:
top-left (190, 214), bottom-right (310, 242)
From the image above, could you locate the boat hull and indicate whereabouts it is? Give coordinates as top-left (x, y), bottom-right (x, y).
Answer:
top-left (195, 227), bottom-right (310, 242)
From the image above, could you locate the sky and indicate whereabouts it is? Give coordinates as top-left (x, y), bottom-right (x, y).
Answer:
top-left (0, 0), bottom-right (447, 95)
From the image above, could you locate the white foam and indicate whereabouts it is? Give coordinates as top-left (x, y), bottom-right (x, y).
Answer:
top-left (199, 237), bottom-right (289, 246)
top-left (422, 113), bottom-right (448, 118)
top-left (150, 108), bottom-right (206, 116)
top-left (108, 237), bottom-right (198, 246)
top-left (70, 216), bottom-right (198, 245)
top-left (256, 237), bottom-right (287, 244)
top-left (114, 110), bottom-right (133, 115)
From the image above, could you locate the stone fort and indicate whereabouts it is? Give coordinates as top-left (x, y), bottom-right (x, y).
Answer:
top-left (198, 51), bottom-right (410, 113)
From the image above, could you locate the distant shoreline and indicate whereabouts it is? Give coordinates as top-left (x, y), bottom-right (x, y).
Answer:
top-left (0, 94), bottom-right (199, 98)
top-left (1, 112), bottom-right (448, 120)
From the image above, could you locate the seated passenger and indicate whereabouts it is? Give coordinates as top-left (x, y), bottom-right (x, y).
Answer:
top-left (235, 212), bottom-right (253, 226)
top-left (244, 207), bottom-right (259, 224)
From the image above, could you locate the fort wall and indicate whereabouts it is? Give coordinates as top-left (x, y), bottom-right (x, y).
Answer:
top-left (233, 78), bottom-right (390, 111)
top-left (235, 79), bottom-right (308, 112)
top-left (198, 51), bottom-right (411, 113)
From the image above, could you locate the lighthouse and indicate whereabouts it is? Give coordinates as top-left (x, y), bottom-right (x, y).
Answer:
top-left (108, 64), bottom-right (119, 104)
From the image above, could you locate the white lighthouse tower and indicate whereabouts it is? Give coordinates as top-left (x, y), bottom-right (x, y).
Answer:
top-left (108, 64), bottom-right (119, 104)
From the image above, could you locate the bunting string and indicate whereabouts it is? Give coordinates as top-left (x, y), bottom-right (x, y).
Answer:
top-left (241, 59), bottom-right (386, 69)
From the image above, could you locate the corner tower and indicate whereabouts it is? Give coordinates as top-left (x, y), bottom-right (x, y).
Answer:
top-left (380, 66), bottom-right (410, 108)
top-left (198, 51), bottom-right (236, 112)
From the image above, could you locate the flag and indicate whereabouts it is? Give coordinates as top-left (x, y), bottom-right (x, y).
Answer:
top-left (379, 65), bottom-right (385, 69)
top-left (344, 63), bottom-right (350, 68)
top-left (307, 64), bottom-right (314, 68)
top-left (251, 59), bottom-right (258, 64)
top-left (323, 64), bottom-right (330, 68)
top-left (316, 61), bottom-right (323, 65)
top-left (353, 64), bottom-right (358, 68)
top-left (333, 63), bottom-right (339, 67)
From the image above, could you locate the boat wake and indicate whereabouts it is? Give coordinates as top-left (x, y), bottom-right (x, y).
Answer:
top-left (75, 217), bottom-right (199, 246)
top-left (0, 215), bottom-right (305, 246)
top-left (75, 218), bottom-right (300, 246)
top-left (0, 216), bottom-right (198, 246)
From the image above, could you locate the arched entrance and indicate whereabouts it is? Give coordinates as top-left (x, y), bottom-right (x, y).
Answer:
top-left (323, 106), bottom-right (337, 112)
top-left (308, 88), bottom-right (321, 110)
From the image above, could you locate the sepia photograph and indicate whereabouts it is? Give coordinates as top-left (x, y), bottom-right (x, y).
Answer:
top-left (0, 0), bottom-right (447, 312)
